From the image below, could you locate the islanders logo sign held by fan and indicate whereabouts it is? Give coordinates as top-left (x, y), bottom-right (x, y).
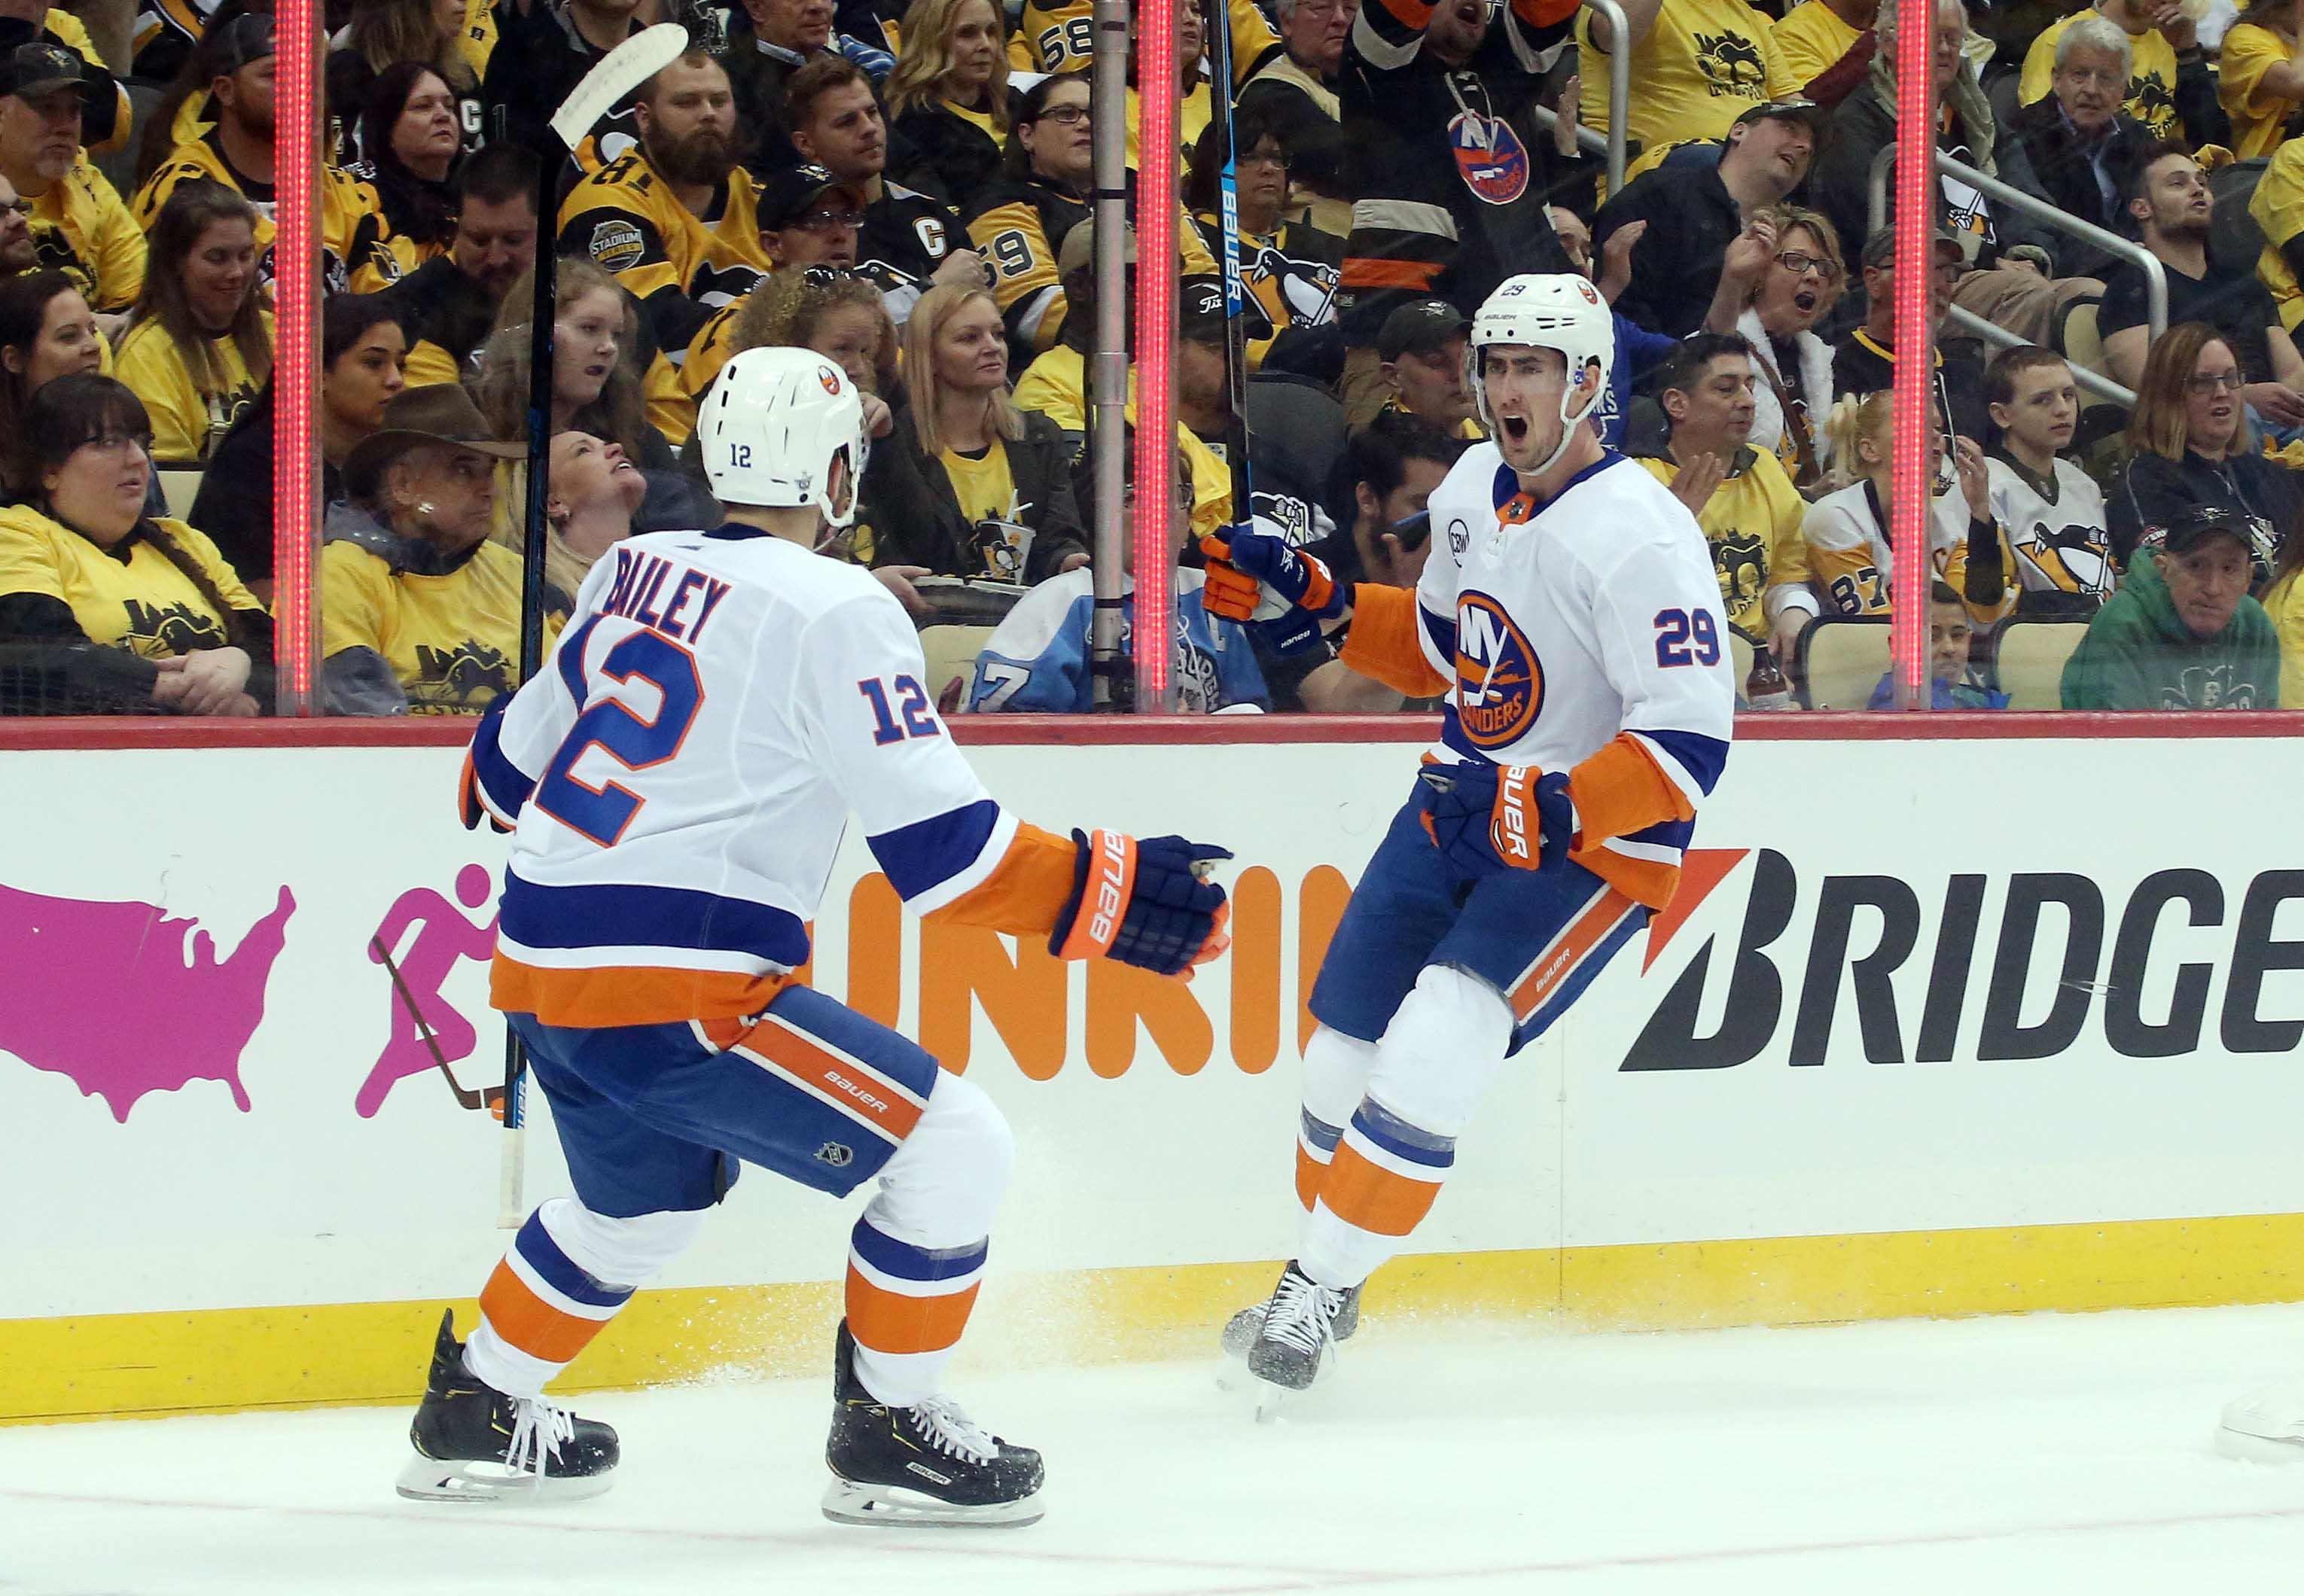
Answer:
top-left (1448, 109), bottom-right (1531, 207)
top-left (1454, 592), bottom-right (1544, 747)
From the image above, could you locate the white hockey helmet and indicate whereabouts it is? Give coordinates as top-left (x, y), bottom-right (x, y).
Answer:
top-left (699, 346), bottom-right (867, 528)
top-left (1466, 273), bottom-right (1616, 477)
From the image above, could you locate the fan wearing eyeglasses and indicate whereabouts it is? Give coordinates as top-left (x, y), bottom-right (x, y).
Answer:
top-left (0, 38), bottom-right (144, 319)
top-left (1236, 0), bottom-right (1357, 236)
top-left (1183, 105), bottom-right (1342, 375)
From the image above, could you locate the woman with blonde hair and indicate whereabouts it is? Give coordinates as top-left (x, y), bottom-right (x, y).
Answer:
top-left (886, 0), bottom-right (1016, 200)
top-left (864, 282), bottom-right (1087, 580)
top-left (2110, 321), bottom-right (2299, 586)
top-left (1733, 205), bottom-right (1844, 491)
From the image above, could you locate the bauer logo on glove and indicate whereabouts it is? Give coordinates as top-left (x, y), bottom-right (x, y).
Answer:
top-left (1416, 761), bottom-right (1576, 876)
top-left (1050, 830), bottom-right (1233, 976)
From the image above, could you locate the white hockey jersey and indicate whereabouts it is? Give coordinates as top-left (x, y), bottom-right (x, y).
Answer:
top-left (1401, 445), bottom-right (1735, 909)
top-left (1985, 452), bottom-right (2112, 607)
top-left (1802, 477), bottom-right (2018, 626)
top-left (463, 526), bottom-right (1074, 1029)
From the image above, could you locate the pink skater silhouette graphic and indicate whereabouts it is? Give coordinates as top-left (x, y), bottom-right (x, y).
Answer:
top-left (359, 865), bottom-right (498, 1118)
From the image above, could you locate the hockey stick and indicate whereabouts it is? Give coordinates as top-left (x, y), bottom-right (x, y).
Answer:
top-left (371, 935), bottom-right (492, 1113)
top-left (1201, 0), bottom-right (1257, 534)
top-left (495, 21), bottom-right (693, 1229)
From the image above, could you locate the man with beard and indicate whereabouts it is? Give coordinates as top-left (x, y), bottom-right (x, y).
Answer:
top-left (1333, 0), bottom-right (1581, 427)
top-left (385, 144), bottom-right (540, 391)
top-left (0, 171), bottom-right (38, 275)
top-left (2101, 145), bottom-right (2304, 433)
top-left (784, 53), bottom-right (984, 326)
top-left (559, 50), bottom-right (772, 382)
top-left (131, 11), bottom-right (276, 270)
top-left (0, 40), bottom-right (139, 315)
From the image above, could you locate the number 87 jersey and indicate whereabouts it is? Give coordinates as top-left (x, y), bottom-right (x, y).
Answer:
top-left (1415, 446), bottom-right (1736, 908)
top-left (464, 525), bottom-right (1042, 1031)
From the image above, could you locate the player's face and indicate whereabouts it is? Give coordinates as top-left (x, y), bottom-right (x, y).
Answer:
top-left (1388, 334), bottom-right (1472, 430)
top-left (1671, 354), bottom-right (1757, 447)
top-left (553, 288), bottom-right (624, 413)
top-left (391, 72), bottom-right (460, 175)
top-left (322, 319), bottom-right (408, 434)
top-left (1927, 598), bottom-right (1971, 686)
top-left (1754, 225), bottom-right (1833, 331)
top-left (453, 193), bottom-right (538, 298)
top-left (794, 78), bottom-right (886, 183)
top-left (1991, 361), bottom-right (2077, 458)
top-left (933, 294), bottom-right (1010, 393)
top-left (1022, 85), bottom-right (1094, 188)
top-left (947, 0), bottom-right (1002, 92)
top-left (807, 301), bottom-right (883, 392)
top-left (1483, 343), bottom-right (1571, 473)
top-left (2183, 338), bottom-right (2242, 455)
top-left (1, 87), bottom-right (83, 181)
top-left (548, 429), bottom-right (646, 540)
top-left (182, 217), bottom-right (258, 333)
top-left (2157, 536), bottom-right (2251, 638)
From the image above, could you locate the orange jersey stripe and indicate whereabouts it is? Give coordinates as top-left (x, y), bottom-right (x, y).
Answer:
top-left (1321, 1142), bottom-right (1443, 1237)
top-left (492, 956), bottom-right (795, 1029)
top-left (731, 1019), bottom-right (925, 1141)
top-left (478, 1264), bottom-right (613, 1365)
top-left (1342, 258), bottom-right (1443, 291)
top-left (1510, 888), bottom-right (1636, 1021)
top-left (927, 821), bottom-right (1081, 938)
top-left (1566, 734), bottom-right (1696, 851)
top-left (1339, 582), bottom-right (1450, 698)
top-left (845, 1269), bottom-right (981, 1354)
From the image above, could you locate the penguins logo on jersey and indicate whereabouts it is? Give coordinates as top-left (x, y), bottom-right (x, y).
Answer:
top-left (1694, 31), bottom-right (1768, 97)
top-left (1448, 109), bottom-right (1531, 207)
top-left (1454, 592), bottom-right (1544, 747)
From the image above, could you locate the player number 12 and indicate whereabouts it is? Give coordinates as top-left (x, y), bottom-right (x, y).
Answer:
top-left (858, 675), bottom-right (937, 744)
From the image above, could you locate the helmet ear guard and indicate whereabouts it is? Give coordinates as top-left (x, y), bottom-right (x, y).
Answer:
top-left (1466, 273), bottom-right (1619, 479)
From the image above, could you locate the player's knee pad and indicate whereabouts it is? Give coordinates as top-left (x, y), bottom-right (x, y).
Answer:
top-left (537, 1196), bottom-right (707, 1291)
top-left (1301, 1025), bottom-right (1379, 1132)
top-left (871, 1070), bottom-right (1013, 1247)
top-left (1364, 963), bottom-right (1515, 1140)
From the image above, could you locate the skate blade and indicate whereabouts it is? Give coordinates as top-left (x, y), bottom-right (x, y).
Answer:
top-left (395, 1453), bottom-right (615, 1505)
top-left (821, 1476), bottom-right (1044, 1528)
top-left (2216, 1424), bottom-right (2304, 1464)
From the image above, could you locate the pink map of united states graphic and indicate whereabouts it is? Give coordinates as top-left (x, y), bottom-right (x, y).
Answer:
top-left (0, 883), bottom-right (296, 1121)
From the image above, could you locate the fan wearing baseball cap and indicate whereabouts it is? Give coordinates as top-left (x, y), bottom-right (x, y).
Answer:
top-left (0, 37), bottom-right (142, 315)
top-left (1368, 300), bottom-right (1480, 441)
top-left (2061, 506), bottom-right (2282, 710)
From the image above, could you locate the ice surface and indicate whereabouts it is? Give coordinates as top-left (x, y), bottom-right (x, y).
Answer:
top-left (8, 1301), bottom-right (2304, 1594)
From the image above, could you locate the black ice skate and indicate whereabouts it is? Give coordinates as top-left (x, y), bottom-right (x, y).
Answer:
top-left (822, 1319), bottom-right (1044, 1528)
top-left (395, 1310), bottom-right (619, 1504)
top-left (1221, 1278), bottom-right (1363, 1357)
top-left (1244, 1262), bottom-right (1349, 1407)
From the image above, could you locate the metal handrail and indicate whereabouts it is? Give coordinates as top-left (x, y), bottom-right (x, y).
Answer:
top-left (1527, 104), bottom-right (1611, 168)
top-left (1579, 0), bottom-right (1630, 196)
top-left (1947, 303), bottom-right (2135, 409)
top-left (1868, 144), bottom-right (2164, 406)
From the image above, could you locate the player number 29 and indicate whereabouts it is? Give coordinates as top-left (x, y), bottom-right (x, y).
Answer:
top-left (1651, 608), bottom-right (1721, 669)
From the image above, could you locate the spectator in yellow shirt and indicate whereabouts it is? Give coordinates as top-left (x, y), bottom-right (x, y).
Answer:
top-left (2220, 0), bottom-right (2304, 160)
top-left (111, 178), bottom-right (270, 463)
top-left (1771, 0), bottom-right (1876, 105)
top-left (2019, 0), bottom-right (2227, 146)
top-left (1579, 0), bottom-right (1798, 154)
top-left (0, 39), bottom-right (142, 317)
top-left (131, 11), bottom-right (275, 276)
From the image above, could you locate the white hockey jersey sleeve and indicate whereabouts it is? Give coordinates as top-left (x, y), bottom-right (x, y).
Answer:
top-left (460, 554), bottom-right (616, 829)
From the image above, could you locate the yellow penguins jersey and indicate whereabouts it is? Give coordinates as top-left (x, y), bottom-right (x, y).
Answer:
top-left (1403, 444), bottom-right (1734, 909)
top-left (464, 526), bottom-right (1086, 1028)
top-left (1009, 0), bottom-right (1277, 84)
top-left (559, 151), bottom-right (772, 371)
top-left (26, 157), bottom-right (145, 314)
top-left (1986, 452), bottom-right (2113, 605)
top-left (133, 0), bottom-right (219, 77)
top-left (1802, 477), bottom-right (2017, 624)
top-left (1124, 81), bottom-right (1211, 172)
top-left (133, 133), bottom-right (340, 291)
top-left (1634, 446), bottom-right (1811, 641)
top-left (965, 178), bottom-right (1215, 356)
top-left (1190, 213), bottom-right (1345, 370)
top-left (2019, 13), bottom-right (2181, 140)
top-left (1769, 0), bottom-right (1862, 88)
top-left (0, 508), bottom-right (259, 656)
top-left (1010, 341), bottom-right (1233, 535)
top-left (2252, 137), bottom-right (2304, 333)
top-left (1575, 0), bottom-right (1796, 151)
top-left (322, 535), bottom-right (559, 715)
top-left (457, 0), bottom-right (498, 76)
top-left (326, 164), bottom-right (402, 295)
top-left (113, 313), bottom-right (270, 464)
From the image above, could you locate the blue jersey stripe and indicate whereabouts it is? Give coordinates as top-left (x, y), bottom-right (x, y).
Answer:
top-left (514, 1212), bottom-right (633, 1308)
top-left (1351, 1100), bottom-right (1456, 1169)
top-left (851, 1217), bottom-right (989, 1283)
top-left (500, 875), bottom-right (811, 967)
top-left (867, 799), bottom-right (1001, 904)
top-left (1635, 729), bottom-right (1731, 796)
top-left (1623, 817), bottom-right (1696, 849)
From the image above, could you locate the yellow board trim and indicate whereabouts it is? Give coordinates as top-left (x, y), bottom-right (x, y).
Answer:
top-left (11, 1213), bottom-right (2304, 1424)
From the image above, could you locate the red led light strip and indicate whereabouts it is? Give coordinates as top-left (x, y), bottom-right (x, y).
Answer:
top-left (273, 0), bottom-right (318, 714)
top-left (1889, 0), bottom-right (1933, 711)
top-left (1132, 0), bottom-right (1178, 712)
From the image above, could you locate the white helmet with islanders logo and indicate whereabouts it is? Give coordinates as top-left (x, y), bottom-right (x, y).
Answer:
top-left (1466, 273), bottom-right (1615, 478)
top-left (699, 346), bottom-right (867, 528)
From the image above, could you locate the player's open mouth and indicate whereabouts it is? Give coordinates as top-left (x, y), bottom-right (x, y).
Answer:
top-left (1501, 415), bottom-right (1529, 443)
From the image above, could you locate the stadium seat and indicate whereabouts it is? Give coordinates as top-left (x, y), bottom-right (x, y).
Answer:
top-left (1990, 620), bottom-right (2089, 710)
top-left (1795, 615), bottom-right (1891, 710)
top-left (1728, 626), bottom-right (1754, 697)
top-left (919, 623), bottom-right (998, 714)
top-left (2211, 157), bottom-right (2272, 275)
top-left (2055, 297), bottom-right (2109, 384)
top-left (157, 468), bottom-right (202, 521)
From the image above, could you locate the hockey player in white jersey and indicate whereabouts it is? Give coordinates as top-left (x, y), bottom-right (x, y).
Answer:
top-left (1200, 275), bottom-right (1736, 1400)
top-left (398, 346), bottom-right (1231, 1524)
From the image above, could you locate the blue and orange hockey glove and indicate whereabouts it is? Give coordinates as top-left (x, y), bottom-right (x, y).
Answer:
top-left (1050, 830), bottom-right (1233, 976)
top-left (1416, 762), bottom-right (1576, 876)
top-left (1199, 527), bottom-right (1345, 655)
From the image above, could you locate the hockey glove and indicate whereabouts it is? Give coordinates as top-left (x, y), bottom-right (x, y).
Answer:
top-left (1200, 528), bottom-right (1345, 656)
top-left (1050, 830), bottom-right (1233, 976)
top-left (1416, 762), bottom-right (1576, 876)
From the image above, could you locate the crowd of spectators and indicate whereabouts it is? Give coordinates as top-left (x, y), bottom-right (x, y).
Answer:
top-left (6, 0), bottom-right (2304, 716)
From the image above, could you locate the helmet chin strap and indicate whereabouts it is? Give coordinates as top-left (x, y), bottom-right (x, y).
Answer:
top-left (1516, 369), bottom-right (1600, 483)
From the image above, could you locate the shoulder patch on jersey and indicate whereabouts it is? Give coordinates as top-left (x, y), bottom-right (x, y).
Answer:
top-left (1453, 590), bottom-right (1544, 748)
top-left (589, 218), bottom-right (645, 272)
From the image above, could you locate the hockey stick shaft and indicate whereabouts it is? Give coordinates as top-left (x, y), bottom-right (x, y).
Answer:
top-left (1203, 0), bottom-right (1256, 528)
top-left (371, 935), bottom-right (485, 1110)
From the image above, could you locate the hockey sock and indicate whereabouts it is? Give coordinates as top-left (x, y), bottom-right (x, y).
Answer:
top-left (463, 1199), bottom-right (703, 1398)
top-left (846, 1071), bottom-right (1013, 1407)
top-left (1299, 1099), bottom-right (1455, 1288)
top-left (1294, 1027), bottom-right (1379, 1213)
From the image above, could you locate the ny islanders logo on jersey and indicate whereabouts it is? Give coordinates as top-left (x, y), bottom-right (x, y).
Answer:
top-left (1447, 109), bottom-right (1531, 207)
top-left (1454, 592), bottom-right (1543, 747)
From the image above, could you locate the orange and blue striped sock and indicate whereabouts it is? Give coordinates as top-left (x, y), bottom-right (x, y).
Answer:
top-left (845, 1214), bottom-right (989, 1407)
top-left (1300, 1099), bottom-right (1455, 1289)
top-left (462, 1209), bottom-right (635, 1399)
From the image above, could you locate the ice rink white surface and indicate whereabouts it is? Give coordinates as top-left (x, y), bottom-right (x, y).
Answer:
top-left (8, 1301), bottom-right (2304, 1594)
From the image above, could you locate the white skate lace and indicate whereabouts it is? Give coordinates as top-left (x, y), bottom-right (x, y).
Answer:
top-left (1264, 1270), bottom-right (1343, 1357)
top-left (907, 1396), bottom-right (998, 1466)
top-left (504, 1396), bottom-right (575, 1476)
